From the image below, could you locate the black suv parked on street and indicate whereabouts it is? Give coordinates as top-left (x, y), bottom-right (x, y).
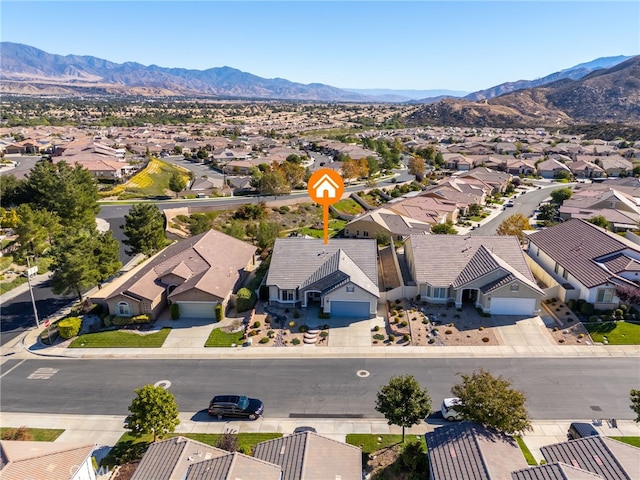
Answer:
top-left (208, 395), bottom-right (264, 420)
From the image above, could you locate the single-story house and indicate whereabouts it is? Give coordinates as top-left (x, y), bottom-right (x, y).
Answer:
top-left (131, 436), bottom-right (281, 480)
top-left (344, 207), bottom-right (431, 241)
top-left (558, 188), bottom-right (640, 231)
top-left (425, 422), bottom-right (528, 480)
top-left (0, 440), bottom-right (97, 480)
top-left (535, 435), bottom-right (640, 479)
top-left (536, 159), bottom-right (572, 179)
top-left (527, 219), bottom-right (640, 309)
top-left (265, 238), bottom-right (379, 318)
top-left (405, 234), bottom-right (545, 315)
top-left (92, 229), bottom-right (257, 320)
top-left (253, 431), bottom-right (362, 480)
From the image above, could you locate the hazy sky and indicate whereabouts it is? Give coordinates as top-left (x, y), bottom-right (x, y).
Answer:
top-left (2, 1), bottom-right (638, 92)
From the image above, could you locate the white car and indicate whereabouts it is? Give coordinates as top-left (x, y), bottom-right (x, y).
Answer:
top-left (441, 397), bottom-right (463, 421)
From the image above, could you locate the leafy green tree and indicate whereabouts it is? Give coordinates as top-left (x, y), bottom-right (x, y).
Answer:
top-left (468, 204), bottom-right (484, 217)
top-left (186, 213), bottom-right (212, 236)
top-left (223, 220), bottom-right (245, 240)
top-left (366, 156), bottom-right (380, 177)
top-left (168, 172), bottom-right (187, 198)
top-left (537, 204), bottom-right (557, 221)
top-left (550, 187), bottom-right (573, 204)
top-left (122, 204), bottom-right (167, 256)
top-left (256, 221), bottom-right (280, 249)
top-left (14, 204), bottom-right (61, 259)
top-left (451, 368), bottom-right (532, 434)
top-left (496, 213), bottom-right (530, 243)
top-left (125, 385), bottom-right (180, 442)
top-left (26, 160), bottom-right (100, 229)
top-left (280, 161), bottom-right (306, 188)
top-left (375, 374), bottom-right (432, 442)
top-left (587, 215), bottom-right (609, 229)
top-left (0, 174), bottom-right (28, 206)
top-left (431, 221), bottom-right (457, 235)
top-left (631, 389), bottom-right (640, 422)
top-left (49, 231), bottom-right (122, 301)
top-left (259, 169), bottom-right (290, 197)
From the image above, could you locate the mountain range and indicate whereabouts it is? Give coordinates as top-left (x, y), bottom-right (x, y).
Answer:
top-left (1, 42), bottom-right (639, 125)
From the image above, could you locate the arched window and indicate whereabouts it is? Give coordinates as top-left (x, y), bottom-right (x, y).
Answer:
top-left (117, 301), bottom-right (130, 316)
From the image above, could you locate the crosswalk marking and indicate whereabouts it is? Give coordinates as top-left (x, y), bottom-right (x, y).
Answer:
top-left (27, 367), bottom-right (59, 379)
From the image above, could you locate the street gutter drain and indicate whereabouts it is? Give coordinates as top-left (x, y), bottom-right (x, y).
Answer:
top-left (356, 370), bottom-right (370, 378)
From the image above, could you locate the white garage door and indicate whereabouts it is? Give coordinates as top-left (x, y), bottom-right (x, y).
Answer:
top-left (330, 301), bottom-right (371, 318)
top-left (177, 302), bottom-right (216, 319)
top-left (490, 298), bottom-right (536, 316)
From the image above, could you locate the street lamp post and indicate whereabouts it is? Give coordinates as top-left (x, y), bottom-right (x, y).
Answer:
top-left (26, 256), bottom-right (40, 328)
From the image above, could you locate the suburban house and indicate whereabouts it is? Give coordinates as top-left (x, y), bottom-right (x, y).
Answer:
top-left (405, 235), bottom-right (545, 315)
top-left (344, 207), bottom-right (431, 241)
top-left (567, 158), bottom-right (605, 179)
top-left (534, 435), bottom-right (640, 479)
top-left (526, 219), bottom-right (640, 309)
top-left (536, 159), bottom-right (572, 179)
top-left (427, 423), bottom-right (640, 480)
top-left (0, 440), bottom-right (97, 480)
top-left (558, 188), bottom-right (640, 231)
top-left (388, 195), bottom-right (460, 225)
top-left (130, 437), bottom-right (281, 480)
top-left (253, 431), bottom-right (362, 480)
top-left (91, 229), bottom-right (257, 320)
top-left (425, 422), bottom-right (528, 480)
top-left (265, 238), bottom-right (379, 318)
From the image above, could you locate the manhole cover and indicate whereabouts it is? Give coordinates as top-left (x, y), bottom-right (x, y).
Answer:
top-left (356, 370), bottom-right (370, 378)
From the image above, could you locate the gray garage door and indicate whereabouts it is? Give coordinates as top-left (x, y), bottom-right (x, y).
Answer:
top-left (177, 302), bottom-right (215, 319)
top-left (331, 301), bottom-right (370, 318)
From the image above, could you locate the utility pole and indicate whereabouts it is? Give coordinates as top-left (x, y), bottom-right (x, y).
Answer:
top-left (26, 256), bottom-right (40, 328)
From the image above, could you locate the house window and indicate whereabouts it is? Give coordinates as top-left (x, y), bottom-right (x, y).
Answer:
top-left (596, 288), bottom-right (614, 303)
top-left (554, 263), bottom-right (559, 274)
top-left (432, 287), bottom-right (447, 298)
top-left (510, 283), bottom-right (519, 292)
top-left (356, 230), bottom-right (360, 236)
top-left (562, 269), bottom-right (568, 280)
top-left (282, 290), bottom-right (295, 301)
top-left (346, 285), bottom-right (355, 293)
top-left (117, 301), bottom-right (130, 316)
top-left (363, 231), bottom-right (369, 237)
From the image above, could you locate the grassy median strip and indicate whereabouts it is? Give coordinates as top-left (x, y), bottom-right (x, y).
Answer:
top-left (1, 427), bottom-right (65, 441)
top-left (585, 321), bottom-right (640, 345)
top-left (515, 436), bottom-right (538, 465)
top-left (204, 328), bottom-right (244, 347)
top-left (69, 328), bottom-right (171, 348)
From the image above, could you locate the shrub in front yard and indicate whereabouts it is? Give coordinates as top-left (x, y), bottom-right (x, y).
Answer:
top-left (215, 304), bottom-right (224, 322)
top-left (259, 337), bottom-right (269, 344)
top-left (132, 314), bottom-right (151, 324)
top-left (580, 302), bottom-right (595, 316)
top-left (299, 325), bottom-right (309, 333)
top-left (373, 334), bottom-right (385, 341)
top-left (236, 288), bottom-right (256, 313)
top-left (58, 317), bottom-right (82, 339)
top-left (170, 303), bottom-right (180, 320)
top-left (292, 338), bottom-right (301, 345)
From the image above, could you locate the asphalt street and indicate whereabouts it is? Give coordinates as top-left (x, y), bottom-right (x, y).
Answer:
top-left (1, 357), bottom-right (636, 421)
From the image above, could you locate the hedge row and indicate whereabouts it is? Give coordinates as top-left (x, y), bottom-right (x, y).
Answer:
top-left (104, 314), bottom-right (151, 327)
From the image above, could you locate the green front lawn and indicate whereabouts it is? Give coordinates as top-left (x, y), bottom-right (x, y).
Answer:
top-left (585, 321), bottom-right (640, 345)
top-left (333, 198), bottom-right (364, 215)
top-left (1, 427), bottom-right (65, 441)
top-left (610, 436), bottom-right (640, 447)
top-left (204, 327), bottom-right (245, 347)
top-left (101, 431), bottom-right (282, 467)
top-left (346, 433), bottom-right (406, 454)
top-left (68, 328), bottom-right (171, 348)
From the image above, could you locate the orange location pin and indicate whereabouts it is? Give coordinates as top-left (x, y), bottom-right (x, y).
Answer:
top-left (307, 168), bottom-right (345, 244)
